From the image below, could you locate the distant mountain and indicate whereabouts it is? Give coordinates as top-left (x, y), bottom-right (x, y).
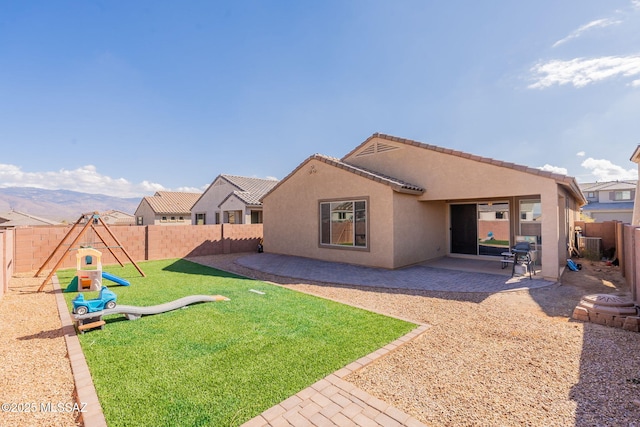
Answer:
top-left (0, 187), bottom-right (141, 223)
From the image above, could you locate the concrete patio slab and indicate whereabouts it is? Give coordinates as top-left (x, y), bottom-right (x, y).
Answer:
top-left (236, 253), bottom-right (554, 293)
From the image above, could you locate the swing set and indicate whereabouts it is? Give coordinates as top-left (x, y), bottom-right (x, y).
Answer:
top-left (35, 211), bottom-right (145, 292)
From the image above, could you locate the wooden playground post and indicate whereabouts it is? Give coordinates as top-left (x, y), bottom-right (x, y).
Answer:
top-left (36, 211), bottom-right (146, 292)
top-left (91, 224), bottom-right (126, 267)
top-left (36, 215), bottom-right (95, 292)
top-left (96, 215), bottom-right (146, 278)
top-left (34, 215), bottom-right (84, 278)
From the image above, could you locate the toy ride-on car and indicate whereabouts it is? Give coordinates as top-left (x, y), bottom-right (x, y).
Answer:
top-left (73, 286), bottom-right (117, 315)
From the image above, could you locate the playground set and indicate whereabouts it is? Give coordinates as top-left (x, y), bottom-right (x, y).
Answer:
top-left (65, 247), bottom-right (131, 292)
top-left (35, 211), bottom-right (145, 292)
top-left (34, 211), bottom-right (230, 333)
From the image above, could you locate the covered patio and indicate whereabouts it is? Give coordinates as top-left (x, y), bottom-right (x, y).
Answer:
top-left (235, 253), bottom-right (551, 294)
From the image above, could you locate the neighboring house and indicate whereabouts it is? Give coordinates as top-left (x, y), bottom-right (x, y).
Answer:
top-left (262, 133), bottom-right (587, 281)
top-left (100, 210), bottom-right (135, 226)
top-left (0, 210), bottom-right (62, 228)
top-left (191, 175), bottom-right (279, 225)
top-left (579, 180), bottom-right (636, 223)
top-left (134, 191), bottom-right (202, 226)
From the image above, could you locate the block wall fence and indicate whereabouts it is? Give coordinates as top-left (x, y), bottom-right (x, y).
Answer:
top-left (11, 224), bottom-right (263, 274)
top-left (2, 220), bottom-right (640, 305)
top-left (574, 220), bottom-right (617, 251)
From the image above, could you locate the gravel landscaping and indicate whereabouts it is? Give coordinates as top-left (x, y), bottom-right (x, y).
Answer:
top-left (191, 254), bottom-right (640, 427)
top-left (0, 273), bottom-right (80, 427)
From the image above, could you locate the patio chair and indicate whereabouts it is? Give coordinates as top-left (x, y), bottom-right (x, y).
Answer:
top-left (511, 241), bottom-right (534, 279)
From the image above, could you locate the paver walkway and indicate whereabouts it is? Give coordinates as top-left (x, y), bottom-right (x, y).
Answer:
top-left (237, 253), bottom-right (554, 293)
top-left (241, 325), bottom-right (430, 427)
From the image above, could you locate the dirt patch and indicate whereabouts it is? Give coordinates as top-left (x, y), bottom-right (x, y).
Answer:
top-left (561, 259), bottom-right (626, 293)
top-left (524, 259), bottom-right (631, 319)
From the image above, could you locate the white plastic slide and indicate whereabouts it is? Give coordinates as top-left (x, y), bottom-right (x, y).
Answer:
top-left (73, 295), bottom-right (229, 321)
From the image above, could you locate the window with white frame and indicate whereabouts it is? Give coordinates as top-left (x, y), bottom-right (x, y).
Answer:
top-left (320, 199), bottom-right (367, 248)
top-left (613, 190), bottom-right (632, 201)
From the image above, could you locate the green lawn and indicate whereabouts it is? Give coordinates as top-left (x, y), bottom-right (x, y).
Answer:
top-left (60, 259), bottom-right (415, 427)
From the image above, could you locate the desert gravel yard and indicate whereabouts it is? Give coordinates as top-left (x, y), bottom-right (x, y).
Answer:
top-left (191, 254), bottom-right (640, 427)
top-left (2, 255), bottom-right (639, 427)
top-left (0, 273), bottom-right (80, 427)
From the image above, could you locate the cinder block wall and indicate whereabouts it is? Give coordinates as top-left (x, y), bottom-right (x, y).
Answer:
top-left (147, 225), bottom-right (224, 260)
top-left (225, 224), bottom-right (264, 253)
top-left (575, 220), bottom-right (618, 251)
top-left (13, 224), bottom-right (263, 274)
top-left (622, 225), bottom-right (639, 304)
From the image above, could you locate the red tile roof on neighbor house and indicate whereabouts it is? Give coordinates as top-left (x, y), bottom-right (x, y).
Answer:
top-left (142, 191), bottom-right (202, 215)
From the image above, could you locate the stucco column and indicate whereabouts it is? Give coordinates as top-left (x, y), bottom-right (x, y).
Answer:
top-left (630, 146), bottom-right (640, 225)
top-left (540, 188), bottom-right (560, 281)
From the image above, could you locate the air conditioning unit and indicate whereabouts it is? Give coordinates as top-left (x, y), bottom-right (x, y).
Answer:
top-left (578, 237), bottom-right (602, 258)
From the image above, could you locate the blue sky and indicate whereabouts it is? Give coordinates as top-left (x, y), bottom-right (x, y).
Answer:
top-left (1, 1), bottom-right (640, 197)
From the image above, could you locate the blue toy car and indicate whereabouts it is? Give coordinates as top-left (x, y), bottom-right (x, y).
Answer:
top-left (73, 286), bottom-right (117, 315)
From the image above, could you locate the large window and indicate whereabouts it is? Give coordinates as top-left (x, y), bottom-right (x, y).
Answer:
top-left (320, 200), bottom-right (367, 248)
top-left (519, 199), bottom-right (542, 244)
top-left (224, 210), bottom-right (243, 224)
top-left (477, 201), bottom-right (510, 256)
top-left (614, 190), bottom-right (632, 201)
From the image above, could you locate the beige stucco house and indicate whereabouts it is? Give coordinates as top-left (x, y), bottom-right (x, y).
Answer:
top-left (579, 180), bottom-right (636, 223)
top-left (134, 191), bottom-right (202, 226)
top-left (262, 133), bottom-right (587, 281)
top-left (191, 175), bottom-right (279, 225)
top-left (100, 209), bottom-right (136, 226)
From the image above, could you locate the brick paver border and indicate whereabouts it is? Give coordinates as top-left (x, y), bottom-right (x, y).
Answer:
top-left (52, 276), bottom-right (107, 427)
top-left (241, 323), bottom-right (431, 427)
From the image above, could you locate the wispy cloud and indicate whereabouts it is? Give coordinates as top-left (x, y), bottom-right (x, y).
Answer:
top-left (538, 164), bottom-right (568, 175)
top-left (552, 18), bottom-right (622, 48)
top-left (0, 164), bottom-right (203, 198)
top-left (576, 151), bottom-right (586, 157)
top-left (529, 55), bottom-right (640, 88)
top-left (581, 157), bottom-right (638, 181)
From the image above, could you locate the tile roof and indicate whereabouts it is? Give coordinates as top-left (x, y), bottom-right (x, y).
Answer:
top-left (579, 180), bottom-right (637, 192)
top-left (0, 210), bottom-right (61, 227)
top-left (143, 191), bottom-right (202, 214)
top-left (218, 190), bottom-right (263, 207)
top-left (582, 202), bottom-right (634, 211)
top-left (344, 133), bottom-right (587, 205)
top-left (192, 174), bottom-right (280, 209)
top-left (221, 175), bottom-right (279, 200)
top-left (261, 153), bottom-right (425, 201)
top-left (630, 145), bottom-right (640, 163)
top-left (312, 154), bottom-right (425, 193)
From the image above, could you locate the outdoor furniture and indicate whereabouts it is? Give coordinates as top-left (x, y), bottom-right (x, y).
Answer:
top-left (500, 251), bottom-right (515, 269)
top-left (511, 242), bottom-right (534, 279)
